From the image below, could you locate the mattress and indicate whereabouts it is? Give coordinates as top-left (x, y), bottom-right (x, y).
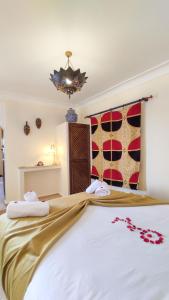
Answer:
top-left (1, 193), bottom-right (169, 300)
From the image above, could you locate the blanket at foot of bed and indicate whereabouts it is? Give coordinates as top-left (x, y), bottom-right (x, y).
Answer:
top-left (0, 191), bottom-right (169, 300)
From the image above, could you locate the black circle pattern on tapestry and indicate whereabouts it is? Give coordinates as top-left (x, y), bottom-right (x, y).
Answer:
top-left (91, 117), bottom-right (98, 134)
top-left (92, 141), bottom-right (99, 159)
top-left (91, 165), bottom-right (99, 180)
top-left (101, 111), bottom-right (122, 132)
top-left (129, 172), bottom-right (139, 190)
top-left (103, 168), bottom-right (123, 187)
top-left (103, 140), bottom-right (122, 161)
top-left (128, 137), bottom-right (140, 162)
top-left (127, 103), bottom-right (141, 127)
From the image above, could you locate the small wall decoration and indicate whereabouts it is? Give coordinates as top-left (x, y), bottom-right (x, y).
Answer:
top-left (24, 122), bottom-right (30, 135)
top-left (36, 161), bottom-right (44, 166)
top-left (36, 118), bottom-right (42, 129)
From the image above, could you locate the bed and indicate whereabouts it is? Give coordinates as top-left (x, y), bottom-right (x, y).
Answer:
top-left (1, 190), bottom-right (169, 300)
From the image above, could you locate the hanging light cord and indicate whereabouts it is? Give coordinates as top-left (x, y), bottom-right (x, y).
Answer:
top-left (65, 57), bottom-right (74, 69)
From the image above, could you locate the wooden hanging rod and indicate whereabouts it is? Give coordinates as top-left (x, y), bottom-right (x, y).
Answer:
top-left (85, 95), bottom-right (153, 118)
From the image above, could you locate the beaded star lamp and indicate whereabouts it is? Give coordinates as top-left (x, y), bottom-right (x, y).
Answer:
top-left (50, 51), bottom-right (88, 98)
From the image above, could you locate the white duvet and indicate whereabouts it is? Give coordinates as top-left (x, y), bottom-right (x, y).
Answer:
top-left (1, 203), bottom-right (169, 300)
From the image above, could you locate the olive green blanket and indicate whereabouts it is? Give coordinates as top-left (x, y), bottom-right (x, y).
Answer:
top-left (0, 191), bottom-right (169, 300)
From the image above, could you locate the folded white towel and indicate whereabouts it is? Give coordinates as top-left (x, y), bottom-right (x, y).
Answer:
top-left (6, 201), bottom-right (49, 219)
top-left (95, 184), bottom-right (111, 197)
top-left (24, 191), bottom-right (39, 202)
top-left (86, 180), bottom-right (102, 194)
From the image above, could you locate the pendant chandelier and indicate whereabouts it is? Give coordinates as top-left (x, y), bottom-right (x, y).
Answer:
top-left (50, 51), bottom-right (88, 98)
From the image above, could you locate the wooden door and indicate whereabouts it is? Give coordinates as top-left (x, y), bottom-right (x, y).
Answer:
top-left (69, 123), bottom-right (90, 194)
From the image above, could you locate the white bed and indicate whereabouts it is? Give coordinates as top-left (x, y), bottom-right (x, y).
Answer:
top-left (1, 192), bottom-right (169, 300)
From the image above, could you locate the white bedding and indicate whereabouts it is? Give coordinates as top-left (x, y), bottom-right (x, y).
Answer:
top-left (1, 202), bottom-right (169, 300)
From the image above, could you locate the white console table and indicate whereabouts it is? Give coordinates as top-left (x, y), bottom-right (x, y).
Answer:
top-left (18, 165), bottom-right (61, 199)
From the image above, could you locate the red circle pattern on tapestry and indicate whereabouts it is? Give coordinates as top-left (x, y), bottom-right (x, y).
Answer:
top-left (128, 137), bottom-right (141, 162)
top-left (129, 172), bottom-right (140, 190)
top-left (91, 165), bottom-right (99, 180)
top-left (103, 139), bottom-right (122, 161)
top-left (91, 116), bottom-right (98, 134)
top-left (103, 168), bottom-right (123, 187)
top-left (127, 103), bottom-right (141, 127)
top-left (92, 141), bottom-right (99, 159)
top-left (101, 111), bottom-right (122, 132)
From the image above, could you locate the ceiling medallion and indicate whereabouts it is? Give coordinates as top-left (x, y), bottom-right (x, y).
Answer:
top-left (50, 51), bottom-right (88, 98)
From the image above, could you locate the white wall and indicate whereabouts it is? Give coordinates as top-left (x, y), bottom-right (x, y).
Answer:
top-left (24, 169), bottom-right (60, 198)
top-left (78, 73), bottom-right (169, 200)
top-left (3, 100), bottom-right (66, 201)
top-left (56, 122), bottom-right (70, 196)
top-left (0, 102), bottom-right (5, 129)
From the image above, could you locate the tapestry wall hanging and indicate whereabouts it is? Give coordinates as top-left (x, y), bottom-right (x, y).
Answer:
top-left (90, 102), bottom-right (142, 190)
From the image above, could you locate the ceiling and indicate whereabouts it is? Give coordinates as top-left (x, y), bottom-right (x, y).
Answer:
top-left (0, 0), bottom-right (169, 106)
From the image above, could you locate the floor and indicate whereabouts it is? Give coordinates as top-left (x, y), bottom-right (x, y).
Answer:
top-left (0, 177), bottom-right (6, 210)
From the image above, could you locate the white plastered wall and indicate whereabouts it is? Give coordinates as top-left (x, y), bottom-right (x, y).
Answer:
top-left (2, 100), bottom-right (66, 201)
top-left (56, 122), bottom-right (70, 196)
top-left (78, 73), bottom-right (169, 200)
